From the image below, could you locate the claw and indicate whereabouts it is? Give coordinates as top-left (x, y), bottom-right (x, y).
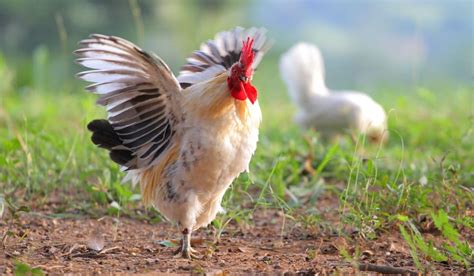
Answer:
top-left (182, 248), bottom-right (201, 259)
top-left (173, 246), bottom-right (201, 259)
top-left (172, 227), bottom-right (201, 259)
top-left (172, 244), bottom-right (199, 256)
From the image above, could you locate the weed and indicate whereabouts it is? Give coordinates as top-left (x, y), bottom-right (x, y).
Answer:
top-left (13, 261), bottom-right (44, 276)
top-left (431, 210), bottom-right (472, 267)
top-left (2, 198), bottom-right (30, 247)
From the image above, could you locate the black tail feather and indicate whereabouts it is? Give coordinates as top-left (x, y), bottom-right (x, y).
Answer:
top-left (87, 119), bottom-right (134, 167)
top-left (87, 119), bottom-right (122, 149)
top-left (110, 150), bottom-right (134, 166)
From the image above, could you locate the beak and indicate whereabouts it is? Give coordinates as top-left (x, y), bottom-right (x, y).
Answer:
top-left (239, 75), bottom-right (249, 83)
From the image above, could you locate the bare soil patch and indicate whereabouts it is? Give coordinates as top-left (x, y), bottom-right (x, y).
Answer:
top-left (0, 208), bottom-right (466, 275)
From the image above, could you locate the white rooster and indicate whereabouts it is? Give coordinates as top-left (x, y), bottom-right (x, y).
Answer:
top-left (75, 27), bottom-right (270, 258)
top-left (279, 42), bottom-right (388, 143)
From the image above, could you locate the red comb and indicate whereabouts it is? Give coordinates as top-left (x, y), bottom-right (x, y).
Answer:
top-left (239, 37), bottom-right (255, 70)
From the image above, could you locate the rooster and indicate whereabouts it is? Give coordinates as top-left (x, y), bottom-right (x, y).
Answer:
top-left (75, 27), bottom-right (270, 258)
top-left (280, 42), bottom-right (388, 143)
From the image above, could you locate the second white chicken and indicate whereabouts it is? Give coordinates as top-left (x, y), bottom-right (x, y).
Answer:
top-left (279, 42), bottom-right (388, 143)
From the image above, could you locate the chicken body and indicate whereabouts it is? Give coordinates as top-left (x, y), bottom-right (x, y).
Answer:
top-left (141, 74), bottom-right (261, 232)
top-left (280, 42), bottom-right (388, 142)
top-left (293, 90), bottom-right (387, 141)
top-left (76, 27), bottom-right (269, 258)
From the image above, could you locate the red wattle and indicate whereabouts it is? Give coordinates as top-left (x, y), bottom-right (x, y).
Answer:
top-left (243, 82), bottom-right (257, 104)
top-left (231, 84), bottom-right (247, 101)
top-left (228, 77), bottom-right (258, 104)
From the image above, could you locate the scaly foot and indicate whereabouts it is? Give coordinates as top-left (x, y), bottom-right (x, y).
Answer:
top-left (173, 246), bottom-right (200, 259)
top-left (172, 228), bottom-right (201, 259)
top-left (180, 247), bottom-right (200, 259)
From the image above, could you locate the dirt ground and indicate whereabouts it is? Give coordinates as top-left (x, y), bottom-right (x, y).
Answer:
top-left (0, 207), bottom-right (468, 275)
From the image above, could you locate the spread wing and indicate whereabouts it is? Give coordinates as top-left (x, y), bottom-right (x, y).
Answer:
top-left (177, 27), bottom-right (271, 89)
top-left (75, 34), bottom-right (182, 170)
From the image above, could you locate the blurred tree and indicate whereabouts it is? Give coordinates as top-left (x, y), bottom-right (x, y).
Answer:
top-left (0, 0), bottom-right (470, 90)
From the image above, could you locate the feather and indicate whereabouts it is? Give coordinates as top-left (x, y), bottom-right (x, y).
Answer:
top-left (76, 34), bottom-right (183, 169)
top-left (177, 27), bottom-right (271, 88)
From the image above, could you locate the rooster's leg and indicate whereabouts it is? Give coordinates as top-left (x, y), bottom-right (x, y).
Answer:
top-left (174, 228), bottom-right (200, 259)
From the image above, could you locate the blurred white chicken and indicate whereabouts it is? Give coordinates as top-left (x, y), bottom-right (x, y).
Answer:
top-left (279, 42), bottom-right (388, 143)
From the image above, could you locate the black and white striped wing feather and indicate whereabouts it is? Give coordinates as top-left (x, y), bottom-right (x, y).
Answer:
top-left (75, 34), bottom-right (182, 170)
top-left (178, 27), bottom-right (271, 88)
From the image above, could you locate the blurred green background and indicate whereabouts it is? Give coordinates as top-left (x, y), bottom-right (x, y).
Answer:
top-left (0, 0), bottom-right (471, 91)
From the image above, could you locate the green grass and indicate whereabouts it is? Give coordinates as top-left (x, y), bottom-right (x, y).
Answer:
top-left (0, 51), bottom-right (472, 270)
